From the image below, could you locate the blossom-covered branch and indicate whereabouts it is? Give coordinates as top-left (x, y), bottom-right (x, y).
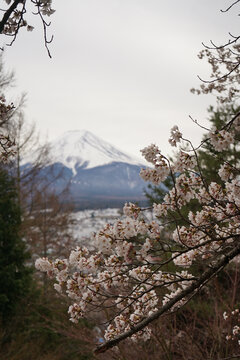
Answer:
top-left (0, 0), bottom-right (55, 56)
top-left (94, 239), bottom-right (240, 353)
top-left (191, 2), bottom-right (240, 104)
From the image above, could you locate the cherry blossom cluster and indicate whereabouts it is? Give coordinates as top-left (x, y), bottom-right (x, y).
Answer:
top-left (0, 96), bottom-right (16, 162)
top-left (191, 43), bottom-right (240, 104)
top-left (209, 128), bottom-right (234, 152)
top-left (218, 163), bottom-right (234, 181)
top-left (140, 144), bottom-right (169, 184)
top-left (139, 144), bottom-right (171, 185)
top-left (123, 202), bottom-right (141, 219)
top-left (36, 119), bottom-right (240, 350)
top-left (168, 125), bottom-right (182, 147)
top-left (223, 309), bottom-right (240, 345)
top-left (35, 0), bottom-right (55, 17)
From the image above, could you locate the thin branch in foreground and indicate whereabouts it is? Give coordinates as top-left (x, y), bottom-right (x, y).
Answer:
top-left (221, 0), bottom-right (240, 13)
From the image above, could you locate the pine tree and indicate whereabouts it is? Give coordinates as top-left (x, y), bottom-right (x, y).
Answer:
top-left (0, 168), bottom-right (31, 323)
top-left (198, 105), bottom-right (240, 184)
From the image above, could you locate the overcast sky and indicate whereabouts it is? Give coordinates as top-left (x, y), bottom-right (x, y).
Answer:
top-left (2, 0), bottom-right (239, 159)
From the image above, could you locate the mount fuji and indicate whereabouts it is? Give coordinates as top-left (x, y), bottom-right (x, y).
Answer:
top-left (22, 130), bottom-right (150, 209)
top-left (49, 130), bottom-right (146, 174)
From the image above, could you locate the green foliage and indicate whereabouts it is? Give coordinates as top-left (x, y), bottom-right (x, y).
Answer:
top-left (145, 177), bottom-right (173, 206)
top-left (0, 168), bottom-right (32, 323)
top-left (146, 175), bottom-right (200, 229)
top-left (198, 104), bottom-right (240, 184)
top-left (0, 286), bottom-right (95, 360)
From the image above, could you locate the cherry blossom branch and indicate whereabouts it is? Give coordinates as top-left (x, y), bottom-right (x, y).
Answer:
top-left (94, 240), bottom-right (240, 354)
top-left (197, 61), bottom-right (240, 84)
top-left (0, 0), bottom-right (23, 34)
top-left (0, 0), bottom-right (55, 56)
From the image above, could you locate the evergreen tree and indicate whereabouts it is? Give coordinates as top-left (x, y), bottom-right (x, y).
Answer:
top-left (198, 104), bottom-right (240, 184)
top-left (0, 168), bottom-right (31, 323)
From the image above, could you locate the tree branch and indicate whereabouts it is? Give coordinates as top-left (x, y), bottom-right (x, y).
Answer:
top-left (0, 0), bottom-right (23, 34)
top-left (221, 0), bottom-right (240, 13)
top-left (94, 240), bottom-right (240, 354)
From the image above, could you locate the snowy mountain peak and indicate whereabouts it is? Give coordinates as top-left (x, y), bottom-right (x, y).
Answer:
top-left (49, 130), bottom-right (146, 174)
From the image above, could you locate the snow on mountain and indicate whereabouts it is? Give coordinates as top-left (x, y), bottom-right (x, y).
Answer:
top-left (21, 130), bottom-right (151, 208)
top-left (48, 130), bottom-right (146, 174)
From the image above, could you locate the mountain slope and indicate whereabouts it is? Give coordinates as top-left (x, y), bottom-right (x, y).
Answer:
top-left (22, 130), bottom-right (150, 208)
top-left (49, 130), bottom-right (146, 175)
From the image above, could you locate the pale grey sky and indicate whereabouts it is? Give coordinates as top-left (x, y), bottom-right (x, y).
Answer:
top-left (3, 0), bottom-right (239, 158)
